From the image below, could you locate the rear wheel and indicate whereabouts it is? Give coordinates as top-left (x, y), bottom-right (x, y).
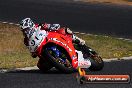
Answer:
top-left (88, 54), bottom-right (104, 71)
top-left (74, 44), bottom-right (104, 71)
top-left (43, 44), bottom-right (76, 73)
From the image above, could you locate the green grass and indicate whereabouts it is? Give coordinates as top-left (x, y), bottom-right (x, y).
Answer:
top-left (0, 23), bottom-right (38, 69)
top-left (0, 53), bottom-right (37, 69)
top-left (77, 34), bottom-right (132, 59)
top-left (79, 0), bottom-right (132, 5)
top-left (0, 23), bottom-right (132, 69)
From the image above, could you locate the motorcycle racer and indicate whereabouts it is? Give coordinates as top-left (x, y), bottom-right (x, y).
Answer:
top-left (19, 18), bottom-right (90, 69)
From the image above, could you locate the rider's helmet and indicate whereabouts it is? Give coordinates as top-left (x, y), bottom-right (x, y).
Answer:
top-left (19, 18), bottom-right (35, 35)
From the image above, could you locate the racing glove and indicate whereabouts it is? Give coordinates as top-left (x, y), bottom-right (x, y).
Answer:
top-left (40, 23), bottom-right (60, 30)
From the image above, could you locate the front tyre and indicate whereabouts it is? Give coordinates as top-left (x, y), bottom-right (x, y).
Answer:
top-left (43, 44), bottom-right (76, 73)
top-left (37, 58), bottom-right (53, 72)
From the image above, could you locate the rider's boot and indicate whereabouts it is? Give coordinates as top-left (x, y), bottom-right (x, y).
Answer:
top-left (72, 35), bottom-right (85, 45)
top-left (65, 27), bottom-right (73, 34)
top-left (64, 28), bottom-right (85, 45)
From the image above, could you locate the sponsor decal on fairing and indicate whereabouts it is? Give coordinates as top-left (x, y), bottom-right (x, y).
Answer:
top-left (50, 38), bottom-right (72, 52)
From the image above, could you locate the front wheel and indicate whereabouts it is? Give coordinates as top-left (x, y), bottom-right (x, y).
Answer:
top-left (42, 44), bottom-right (76, 73)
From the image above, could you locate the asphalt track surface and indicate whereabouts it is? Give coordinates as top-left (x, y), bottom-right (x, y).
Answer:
top-left (0, 60), bottom-right (132, 88)
top-left (0, 0), bottom-right (132, 88)
top-left (0, 0), bottom-right (132, 38)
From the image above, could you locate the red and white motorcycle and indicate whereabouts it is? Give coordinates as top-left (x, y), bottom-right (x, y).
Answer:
top-left (30, 28), bottom-right (104, 73)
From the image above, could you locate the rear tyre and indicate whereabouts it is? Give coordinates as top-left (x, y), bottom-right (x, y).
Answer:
top-left (75, 44), bottom-right (104, 71)
top-left (84, 46), bottom-right (104, 71)
top-left (88, 55), bottom-right (104, 71)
